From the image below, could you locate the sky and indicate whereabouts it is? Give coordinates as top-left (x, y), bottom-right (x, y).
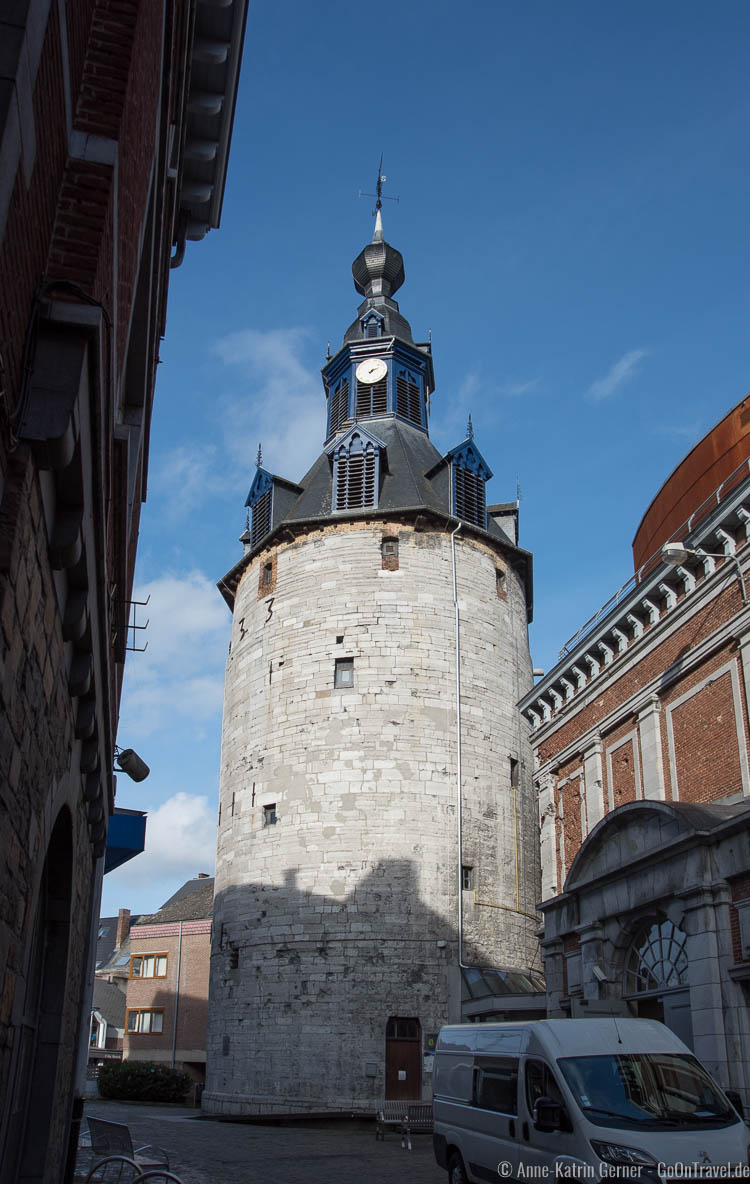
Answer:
top-left (101, 0), bottom-right (750, 915)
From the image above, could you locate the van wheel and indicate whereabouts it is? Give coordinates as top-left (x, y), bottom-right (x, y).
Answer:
top-left (448, 1152), bottom-right (468, 1184)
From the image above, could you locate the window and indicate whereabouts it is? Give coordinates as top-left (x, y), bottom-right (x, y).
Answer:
top-left (328, 378), bottom-right (350, 435)
top-left (454, 464), bottom-right (486, 528)
top-left (474, 1057), bottom-right (519, 1114)
top-left (386, 1017), bottom-right (420, 1039)
top-left (263, 804), bottom-right (277, 827)
top-left (334, 658), bottom-right (354, 688)
top-left (130, 954), bottom-right (167, 979)
top-left (381, 537), bottom-right (399, 570)
top-left (496, 568), bottom-right (506, 597)
top-left (395, 368), bottom-right (423, 426)
top-left (510, 758), bottom-right (519, 790)
top-left (228, 945), bottom-right (239, 970)
top-left (461, 865), bottom-right (474, 890)
top-left (356, 374), bottom-right (388, 417)
top-left (336, 634), bottom-right (344, 644)
top-left (261, 561), bottom-right (273, 587)
top-left (624, 919), bottom-right (688, 995)
top-left (362, 310), bottom-right (384, 338)
top-left (333, 432), bottom-right (378, 510)
top-left (126, 1009), bottom-right (164, 1034)
top-left (525, 1059), bottom-right (572, 1130)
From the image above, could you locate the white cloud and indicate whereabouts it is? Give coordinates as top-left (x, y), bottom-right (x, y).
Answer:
top-left (119, 570), bottom-right (230, 738)
top-left (102, 793), bottom-right (216, 912)
top-left (149, 442), bottom-right (229, 517)
top-left (587, 347), bottom-right (650, 403)
top-left (499, 377), bottom-right (540, 398)
top-left (215, 326), bottom-right (324, 481)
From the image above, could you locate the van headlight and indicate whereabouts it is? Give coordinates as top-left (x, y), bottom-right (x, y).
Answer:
top-left (590, 1141), bottom-right (658, 1168)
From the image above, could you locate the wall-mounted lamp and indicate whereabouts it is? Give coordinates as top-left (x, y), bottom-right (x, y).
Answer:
top-left (114, 745), bottom-right (150, 782)
top-left (661, 541), bottom-right (748, 605)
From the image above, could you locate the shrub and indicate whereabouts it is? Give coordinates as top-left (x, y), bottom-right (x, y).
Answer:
top-left (97, 1060), bottom-right (192, 1103)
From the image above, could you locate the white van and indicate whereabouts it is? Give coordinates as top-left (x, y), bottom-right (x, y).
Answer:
top-left (433, 1019), bottom-right (749, 1183)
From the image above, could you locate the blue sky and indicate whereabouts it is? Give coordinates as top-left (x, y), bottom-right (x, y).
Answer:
top-left (101, 1), bottom-right (750, 914)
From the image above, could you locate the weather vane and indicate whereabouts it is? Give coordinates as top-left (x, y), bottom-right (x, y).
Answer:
top-left (358, 154), bottom-right (399, 215)
top-left (467, 414), bottom-right (474, 440)
top-left (256, 443), bottom-right (263, 469)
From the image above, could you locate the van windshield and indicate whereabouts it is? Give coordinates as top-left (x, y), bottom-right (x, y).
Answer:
top-left (558, 1053), bottom-right (737, 1132)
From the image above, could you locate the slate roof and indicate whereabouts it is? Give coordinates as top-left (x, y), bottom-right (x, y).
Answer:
top-left (137, 876), bottom-right (214, 925)
top-left (92, 977), bottom-right (126, 1029)
top-left (95, 915), bottom-right (142, 969)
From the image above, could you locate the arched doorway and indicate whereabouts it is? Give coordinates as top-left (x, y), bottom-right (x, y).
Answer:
top-left (624, 918), bottom-right (693, 1048)
top-left (1, 807), bottom-right (73, 1182)
top-left (385, 1017), bottom-right (421, 1100)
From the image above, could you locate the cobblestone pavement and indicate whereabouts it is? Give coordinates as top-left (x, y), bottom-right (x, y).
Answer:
top-left (81, 1100), bottom-right (446, 1184)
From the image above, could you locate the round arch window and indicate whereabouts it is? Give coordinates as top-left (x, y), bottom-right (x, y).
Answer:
top-left (624, 918), bottom-right (688, 995)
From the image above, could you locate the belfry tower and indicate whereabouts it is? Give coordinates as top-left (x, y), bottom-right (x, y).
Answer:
top-left (203, 204), bottom-right (542, 1116)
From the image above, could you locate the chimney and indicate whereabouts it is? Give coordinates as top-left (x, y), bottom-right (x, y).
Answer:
top-left (115, 908), bottom-right (131, 948)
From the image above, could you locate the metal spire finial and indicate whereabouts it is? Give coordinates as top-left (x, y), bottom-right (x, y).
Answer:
top-left (357, 154), bottom-right (399, 230)
top-left (467, 414), bottom-right (474, 439)
top-left (256, 443), bottom-right (263, 469)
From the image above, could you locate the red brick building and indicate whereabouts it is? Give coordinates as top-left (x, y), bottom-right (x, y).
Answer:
top-left (122, 877), bottom-right (213, 1084)
top-left (519, 396), bottom-right (750, 1103)
top-left (0, 3), bottom-right (246, 1179)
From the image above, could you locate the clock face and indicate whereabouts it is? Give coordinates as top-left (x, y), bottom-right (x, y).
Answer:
top-left (356, 357), bottom-right (388, 385)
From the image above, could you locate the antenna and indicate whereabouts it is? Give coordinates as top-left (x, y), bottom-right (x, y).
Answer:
top-left (358, 153), bottom-right (399, 214)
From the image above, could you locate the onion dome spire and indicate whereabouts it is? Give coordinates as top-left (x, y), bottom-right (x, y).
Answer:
top-left (344, 162), bottom-right (412, 345)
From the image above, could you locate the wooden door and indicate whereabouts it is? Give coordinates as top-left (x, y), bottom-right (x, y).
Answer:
top-left (385, 1017), bottom-right (421, 1100)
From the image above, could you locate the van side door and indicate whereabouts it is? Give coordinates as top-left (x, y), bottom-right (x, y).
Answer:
top-left (467, 1056), bottom-right (520, 1181)
top-left (519, 1058), bottom-right (579, 1174)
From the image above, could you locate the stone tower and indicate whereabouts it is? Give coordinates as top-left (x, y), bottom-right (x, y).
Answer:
top-left (203, 208), bottom-right (542, 1116)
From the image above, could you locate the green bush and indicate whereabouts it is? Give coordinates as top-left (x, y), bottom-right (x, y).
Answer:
top-left (97, 1060), bottom-right (192, 1103)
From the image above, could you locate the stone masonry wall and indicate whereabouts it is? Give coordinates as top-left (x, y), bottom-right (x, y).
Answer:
top-left (204, 521), bottom-right (539, 1114)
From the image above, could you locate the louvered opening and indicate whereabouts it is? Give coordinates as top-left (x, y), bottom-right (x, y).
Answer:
top-left (335, 441), bottom-right (378, 510)
top-left (395, 372), bottom-right (422, 426)
top-left (365, 320), bottom-right (381, 338)
top-left (356, 378), bottom-right (388, 417)
top-left (329, 379), bottom-right (350, 434)
top-left (251, 487), bottom-right (272, 546)
top-left (454, 466), bottom-right (486, 528)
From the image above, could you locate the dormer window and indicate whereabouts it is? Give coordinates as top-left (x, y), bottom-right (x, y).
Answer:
top-left (395, 367), bottom-right (422, 427)
top-left (446, 440), bottom-right (492, 530)
top-left (328, 378), bottom-right (350, 436)
top-left (454, 464), bottom-right (486, 528)
top-left (361, 310), bottom-right (384, 339)
top-left (245, 469), bottom-right (274, 548)
top-left (328, 426), bottom-right (385, 512)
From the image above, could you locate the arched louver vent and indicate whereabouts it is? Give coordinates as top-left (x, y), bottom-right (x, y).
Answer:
top-left (328, 379), bottom-right (350, 435)
top-left (251, 487), bottom-right (272, 546)
top-left (334, 433), bottom-right (378, 510)
top-left (395, 369), bottom-right (422, 426)
top-left (356, 377), bottom-right (388, 417)
top-left (454, 465), bottom-right (486, 528)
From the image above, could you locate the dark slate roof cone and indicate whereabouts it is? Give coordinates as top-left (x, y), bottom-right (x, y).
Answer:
top-left (344, 209), bottom-right (413, 344)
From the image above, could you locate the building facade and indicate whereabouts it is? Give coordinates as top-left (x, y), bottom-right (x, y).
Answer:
top-left (0, 2), bottom-right (247, 1178)
top-left (204, 207), bottom-right (543, 1117)
top-left (519, 397), bottom-right (750, 1104)
top-left (122, 877), bottom-right (213, 1084)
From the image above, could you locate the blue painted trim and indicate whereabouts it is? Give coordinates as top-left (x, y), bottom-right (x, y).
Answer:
top-left (245, 467), bottom-right (274, 507)
top-left (444, 438), bottom-right (493, 480)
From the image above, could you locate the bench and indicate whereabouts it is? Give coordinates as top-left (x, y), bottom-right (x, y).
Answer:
top-left (375, 1100), bottom-right (433, 1149)
top-left (87, 1117), bottom-right (169, 1173)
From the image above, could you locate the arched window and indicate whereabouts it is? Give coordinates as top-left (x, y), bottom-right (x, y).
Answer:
top-left (395, 367), bottom-right (423, 426)
top-left (333, 431), bottom-right (379, 510)
top-left (328, 378), bottom-right (350, 436)
top-left (624, 919), bottom-right (688, 995)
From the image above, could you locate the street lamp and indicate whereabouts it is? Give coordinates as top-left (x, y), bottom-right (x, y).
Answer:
top-left (114, 745), bottom-right (150, 782)
top-left (661, 541), bottom-right (748, 605)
